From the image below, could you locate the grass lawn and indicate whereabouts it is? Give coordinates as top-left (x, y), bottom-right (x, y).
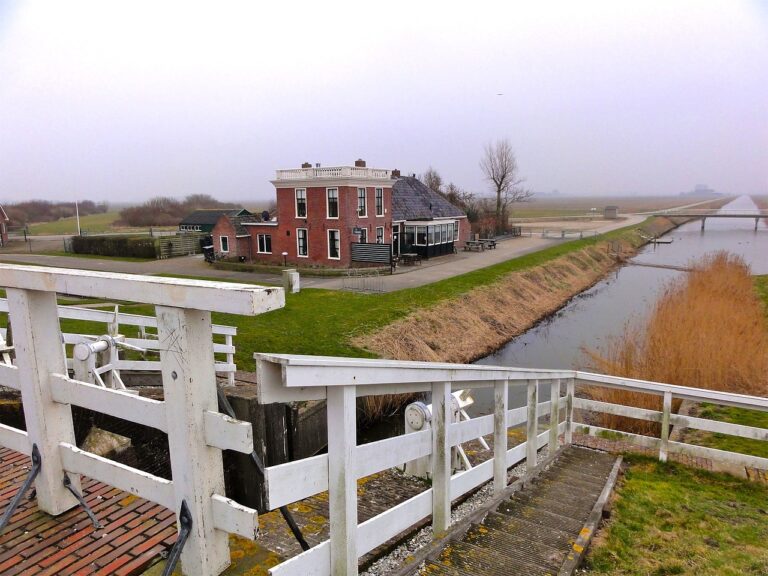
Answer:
top-left (27, 212), bottom-right (176, 236)
top-left (685, 404), bottom-right (768, 459)
top-left (38, 251), bottom-right (154, 263)
top-left (1, 219), bottom-right (649, 370)
top-left (585, 456), bottom-right (768, 576)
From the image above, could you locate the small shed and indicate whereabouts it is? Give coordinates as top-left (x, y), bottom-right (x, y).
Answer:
top-left (178, 208), bottom-right (251, 233)
top-left (603, 206), bottom-right (619, 219)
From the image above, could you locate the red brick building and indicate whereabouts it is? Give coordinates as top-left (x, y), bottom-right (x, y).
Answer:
top-left (211, 160), bottom-right (469, 268)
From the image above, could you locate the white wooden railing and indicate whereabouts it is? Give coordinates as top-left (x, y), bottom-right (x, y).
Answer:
top-left (0, 264), bottom-right (283, 576)
top-left (0, 298), bottom-right (238, 384)
top-left (255, 355), bottom-right (768, 576)
top-left (274, 166), bottom-right (392, 181)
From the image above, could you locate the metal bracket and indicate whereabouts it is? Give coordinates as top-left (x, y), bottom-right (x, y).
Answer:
top-left (0, 444), bottom-right (41, 533)
top-left (162, 500), bottom-right (193, 576)
top-left (63, 474), bottom-right (104, 529)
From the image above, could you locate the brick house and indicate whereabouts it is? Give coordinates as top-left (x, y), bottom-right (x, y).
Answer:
top-left (0, 205), bottom-right (9, 247)
top-left (210, 160), bottom-right (469, 268)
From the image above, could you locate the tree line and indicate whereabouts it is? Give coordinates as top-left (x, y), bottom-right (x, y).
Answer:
top-left (419, 139), bottom-right (532, 236)
top-left (4, 200), bottom-right (108, 227)
top-left (117, 194), bottom-right (238, 227)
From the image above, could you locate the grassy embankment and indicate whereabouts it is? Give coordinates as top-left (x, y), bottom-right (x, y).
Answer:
top-left (26, 212), bottom-right (175, 236)
top-left (585, 455), bottom-right (768, 576)
top-left (0, 218), bottom-right (664, 370)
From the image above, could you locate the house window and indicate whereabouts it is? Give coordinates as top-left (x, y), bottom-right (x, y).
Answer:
top-left (327, 188), bottom-right (339, 218)
top-left (257, 234), bottom-right (272, 254)
top-left (375, 188), bottom-right (384, 216)
top-left (454, 221), bottom-right (459, 241)
top-left (404, 226), bottom-right (415, 247)
top-left (376, 226), bottom-right (384, 243)
top-left (416, 226), bottom-right (427, 246)
top-left (295, 189), bottom-right (307, 218)
top-left (442, 224), bottom-right (449, 243)
top-left (328, 229), bottom-right (340, 259)
top-left (428, 227), bottom-right (435, 245)
top-left (358, 228), bottom-right (367, 243)
top-left (357, 188), bottom-right (367, 217)
top-left (297, 228), bottom-right (308, 257)
top-left (220, 236), bottom-right (229, 253)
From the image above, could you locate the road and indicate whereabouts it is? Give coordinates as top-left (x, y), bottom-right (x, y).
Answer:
top-left (0, 215), bottom-right (645, 293)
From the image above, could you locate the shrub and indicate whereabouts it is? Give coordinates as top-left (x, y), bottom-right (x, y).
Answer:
top-left (71, 235), bottom-right (157, 259)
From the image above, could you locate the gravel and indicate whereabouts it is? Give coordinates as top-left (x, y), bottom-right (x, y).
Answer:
top-left (360, 450), bottom-right (551, 576)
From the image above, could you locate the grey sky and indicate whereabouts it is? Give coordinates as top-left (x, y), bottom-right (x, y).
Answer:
top-left (1, 1), bottom-right (766, 204)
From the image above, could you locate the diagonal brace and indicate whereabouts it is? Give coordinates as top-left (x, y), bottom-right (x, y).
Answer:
top-left (63, 474), bottom-right (103, 529)
top-left (0, 444), bottom-right (41, 533)
top-left (162, 500), bottom-right (193, 576)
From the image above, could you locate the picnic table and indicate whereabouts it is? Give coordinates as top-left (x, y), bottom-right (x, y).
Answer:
top-left (401, 253), bottom-right (422, 265)
top-left (464, 240), bottom-right (485, 252)
top-left (479, 238), bottom-right (497, 249)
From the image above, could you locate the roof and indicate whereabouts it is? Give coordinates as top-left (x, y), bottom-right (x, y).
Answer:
top-left (391, 177), bottom-right (466, 221)
top-left (179, 208), bottom-right (251, 226)
top-left (231, 214), bottom-right (261, 235)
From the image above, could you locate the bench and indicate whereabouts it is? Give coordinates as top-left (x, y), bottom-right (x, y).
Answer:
top-left (400, 253), bottom-right (422, 266)
top-left (479, 238), bottom-right (497, 249)
top-left (464, 240), bottom-right (485, 252)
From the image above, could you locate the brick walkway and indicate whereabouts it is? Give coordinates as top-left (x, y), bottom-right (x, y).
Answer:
top-left (0, 447), bottom-right (175, 576)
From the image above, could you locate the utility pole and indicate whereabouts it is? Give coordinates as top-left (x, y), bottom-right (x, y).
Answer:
top-left (75, 201), bottom-right (81, 236)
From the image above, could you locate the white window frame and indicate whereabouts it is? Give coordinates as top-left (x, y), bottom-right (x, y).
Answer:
top-left (295, 188), bottom-right (307, 218)
top-left (220, 235), bottom-right (229, 253)
top-left (326, 188), bottom-right (339, 219)
top-left (375, 188), bottom-right (384, 216)
top-left (296, 228), bottom-right (308, 258)
top-left (357, 187), bottom-right (367, 217)
top-left (376, 226), bottom-right (384, 244)
top-left (453, 221), bottom-right (460, 241)
top-left (257, 234), bottom-right (272, 254)
top-left (328, 229), bottom-right (340, 260)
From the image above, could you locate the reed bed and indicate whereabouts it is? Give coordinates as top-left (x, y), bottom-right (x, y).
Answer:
top-left (584, 251), bottom-right (768, 434)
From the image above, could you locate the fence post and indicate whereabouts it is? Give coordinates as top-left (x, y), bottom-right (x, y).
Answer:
top-left (493, 379), bottom-right (509, 494)
top-left (659, 391), bottom-right (672, 463)
top-left (327, 385), bottom-right (358, 575)
top-left (7, 288), bottom-right (80, 515)
top-left (565, 378), bottom-right (575, 445)
top-left (156, 306), bottom-right (229, 576)
top-left (549, 379), bottom-right (561, 453)
top-left (526, 380), bottom-right (539, 470)
top-left (225, 333), bottom-right (235, 386)
top-left (431, 381), bottom-right (451, 535)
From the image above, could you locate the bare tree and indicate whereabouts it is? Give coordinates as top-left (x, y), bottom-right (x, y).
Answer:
top-left (419, 167), bottom-right (443, 195)
top-left (480, 139), bottom-right (532, 233)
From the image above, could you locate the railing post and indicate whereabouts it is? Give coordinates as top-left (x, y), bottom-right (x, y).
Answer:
top-left (526, 380), bottom-right (539, 469)
top-left (659, 391), bottom-right (672, 463)
top-left (225, 333), bottom-right (235, 386)
top-left (156, 306), bottom-right (229, 576)
top-left (493, 379), bottom-right (509, 494)
top-left (431, 381), bottom-right (451, 535)
top-left (565, 378), bottom-right (575, 445)
top-left (7, 288), bottom-right (80, 515)
top-left (549, 379), bottom-right (561, 453)
top-left (327, 385), bottom-right (358, 576)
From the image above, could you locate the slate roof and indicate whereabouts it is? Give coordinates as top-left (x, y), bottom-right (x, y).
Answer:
top-left (391, 177), bottom-right (466, 221)
top-left (231, 214), bottom-right (261, 236)
top-left (179, 208), bottom-right (250, 226)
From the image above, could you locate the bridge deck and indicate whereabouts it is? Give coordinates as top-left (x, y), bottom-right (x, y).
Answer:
top-left (414, 447), bottom-right (620, 576)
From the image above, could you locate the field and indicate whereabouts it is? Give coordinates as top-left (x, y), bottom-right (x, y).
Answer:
top-left (585, 456), bottom-right (768, 575)
top-left (508, 194), bottom-right (725, 219)
top-left (26, 212), bottom-right (175, 236)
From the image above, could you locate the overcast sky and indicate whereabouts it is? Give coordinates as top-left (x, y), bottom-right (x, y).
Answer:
top-left (1, 1), bottom-right (766, 204)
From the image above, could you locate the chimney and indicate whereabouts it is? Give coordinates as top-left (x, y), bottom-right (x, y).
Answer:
top-left (354, 159), bottom-right (366, 168)
top-left (315, 163), bottom-right (321, 168)
top-left (391, 169), bottom-right (401, 178)
top-left (301, 162), bottom-right (311, 168)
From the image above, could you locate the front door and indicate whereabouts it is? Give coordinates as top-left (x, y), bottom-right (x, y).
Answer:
top-left (392, 225), bottom-right (400, 256)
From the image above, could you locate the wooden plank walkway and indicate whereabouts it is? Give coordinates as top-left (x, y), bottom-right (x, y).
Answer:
top-left (414, 447), bottom-right (620, 576)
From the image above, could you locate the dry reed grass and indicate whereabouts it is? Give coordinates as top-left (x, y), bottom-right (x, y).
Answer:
top-left (584, 251), bottom-right (768, 434)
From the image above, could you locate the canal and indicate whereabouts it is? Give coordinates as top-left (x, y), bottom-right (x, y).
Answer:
top-left (470, 195), bottom-right (768, 414)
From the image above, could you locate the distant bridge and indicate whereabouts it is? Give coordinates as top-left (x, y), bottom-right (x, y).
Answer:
top-left (651, 208), bottom-right (768, 230)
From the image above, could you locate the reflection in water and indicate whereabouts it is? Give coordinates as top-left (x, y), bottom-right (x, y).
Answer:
top-left (470, 196), bottom-right (768, 414)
